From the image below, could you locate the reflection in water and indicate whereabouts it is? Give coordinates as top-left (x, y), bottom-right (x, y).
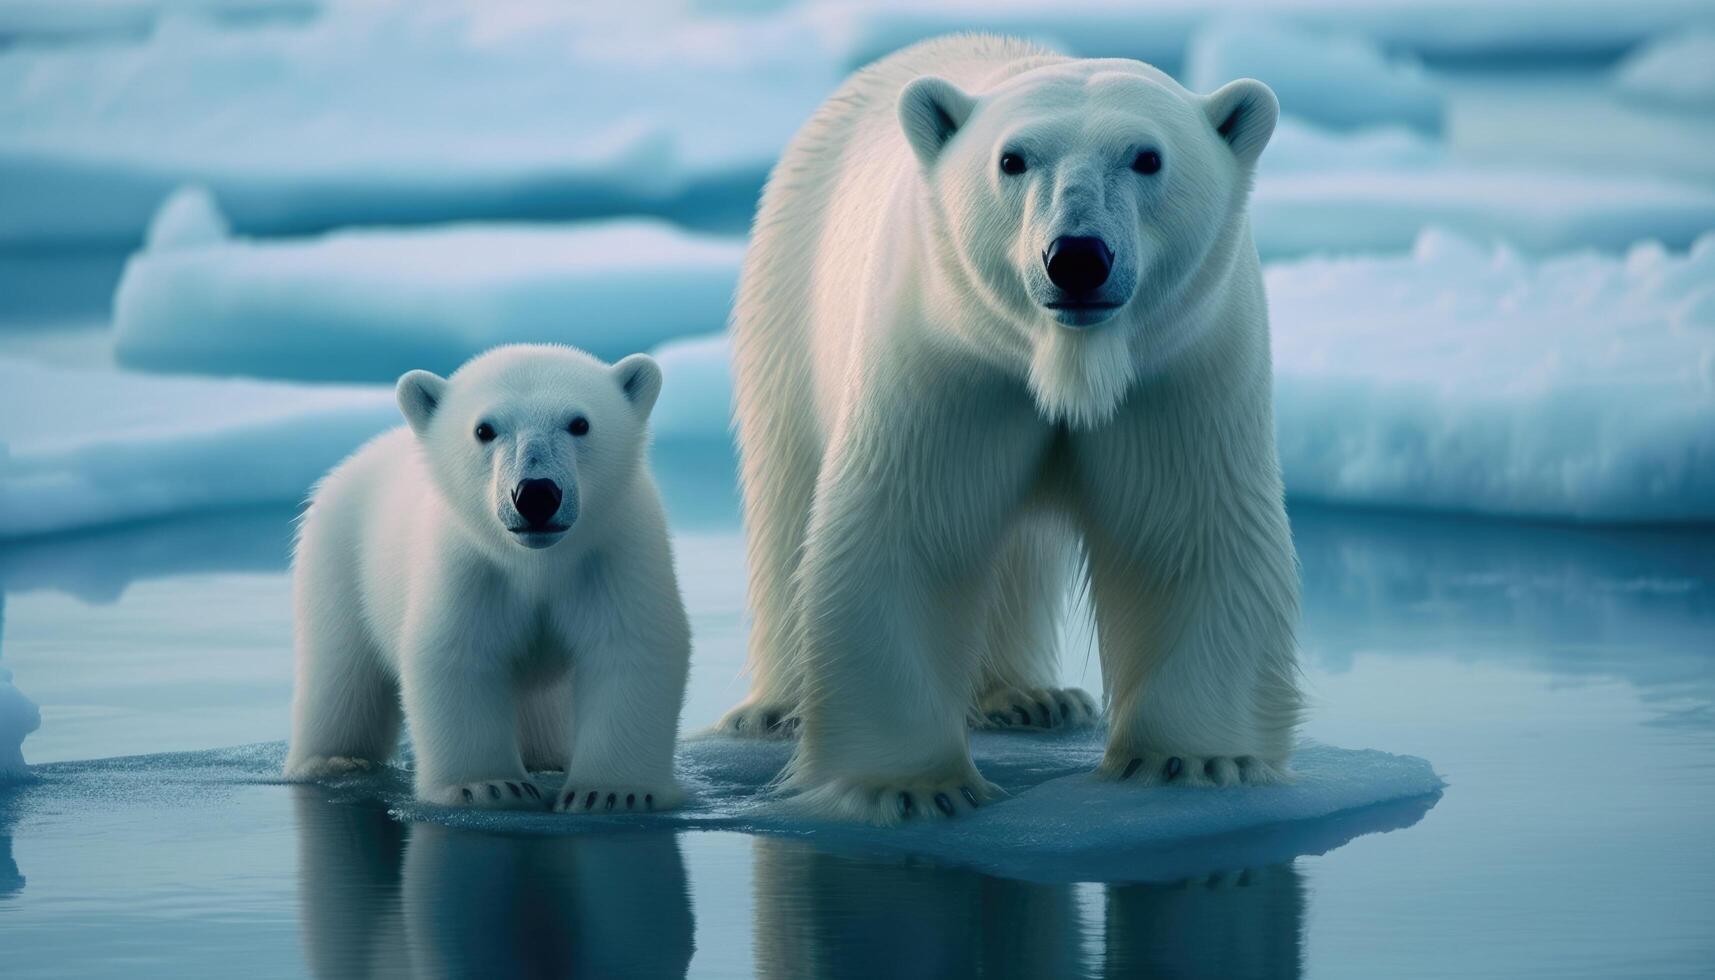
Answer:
top-left (750, 837), bottom-right (1306, 980)
top-left (0, 794), bottom-right (22, 898)
top-left (1104, 866), bottom-right (1304, 980)
top-left (292, 790), bottom-right (696, 979)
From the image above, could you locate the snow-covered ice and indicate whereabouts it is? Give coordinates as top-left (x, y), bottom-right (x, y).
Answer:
top-left (1271, 230), bottom-right (1715, 522)
top-left (0, 357), bottom-right (394, 539)
top-left (114, 197), bottom-right (743, 381)
top-left (1186, 19), bottom-right (1442, 133)
top-left (1614, 30), bottom-right (1715, 111)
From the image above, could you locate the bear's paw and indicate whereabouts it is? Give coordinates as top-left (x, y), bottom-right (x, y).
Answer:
top-left (972, 686), bottom-right (1100, 731)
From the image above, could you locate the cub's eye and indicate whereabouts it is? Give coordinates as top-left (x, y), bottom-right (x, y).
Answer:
top-left (568, 416), bottom-right (590, 437)
top-left (999, 152), bottom-right (1027, 176)
top-left (1132, 149), bottom-right (1162, 175)
top-left (474, 422), bottom-right (496, 443)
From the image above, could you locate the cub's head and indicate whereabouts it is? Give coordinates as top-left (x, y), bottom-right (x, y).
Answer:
top-left (395, 344), bottom-right (662, 552)
top-left (899, 56), bottom-right (1276, 424)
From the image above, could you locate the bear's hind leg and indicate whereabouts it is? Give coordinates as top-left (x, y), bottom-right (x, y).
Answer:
top-left (284, 613), bottom-right (400, 781)
top-left (970, 518), bottom-right (1100, 732)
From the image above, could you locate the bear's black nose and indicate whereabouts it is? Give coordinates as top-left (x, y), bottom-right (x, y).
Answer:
top-left (1044, 236), bottom-right (1113, 294)
top-left (511, 479), bottom-right (563, 529)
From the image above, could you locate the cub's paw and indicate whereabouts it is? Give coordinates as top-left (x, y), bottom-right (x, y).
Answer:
top-left (553, 781), bottom-right (684, 814)
top-left (713, 698), bottom-right (802, 739)
top-left (428, 777), bottom-right (543, 810)
top-left (972, 686), bottom-right (1100, 731)
top-left (791, 774), bottom-right (1003, 826)
top-left (283, 755), bottom-right (380, 781)
top-left (1099, 752), bottom-right (1288, 787)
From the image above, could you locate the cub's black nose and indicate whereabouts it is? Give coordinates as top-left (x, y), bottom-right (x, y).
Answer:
top-left (1044, 236), bottom-right (1113, 294)
top-left (511, 479), bottom-right (562, 529)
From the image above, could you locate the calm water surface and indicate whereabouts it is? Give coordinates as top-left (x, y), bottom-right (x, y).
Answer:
top-left (0, 454), bottom-right (1710, 979)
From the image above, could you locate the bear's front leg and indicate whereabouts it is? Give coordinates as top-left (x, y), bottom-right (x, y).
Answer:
top-left (786, 376), bottom-right (1051, 824)
top-left (400, 609), bottom-right (539, 810)
top-left (1083, 495), bottom-right (1301, 787)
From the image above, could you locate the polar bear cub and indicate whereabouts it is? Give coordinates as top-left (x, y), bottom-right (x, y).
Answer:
top-left (284, 344), bottom-right (690, 813)
top-left (719, 35), bottom-right (1301, 823)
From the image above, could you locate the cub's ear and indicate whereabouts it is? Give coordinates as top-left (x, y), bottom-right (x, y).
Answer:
top-left (613, 353), bottom-right (663, 418)
top-left (395, 370), bottom-right (447, 436)
top-left (898, 75), bottom-right (977, 167)
top-left (1203, 78), bottom-right (1278, 167)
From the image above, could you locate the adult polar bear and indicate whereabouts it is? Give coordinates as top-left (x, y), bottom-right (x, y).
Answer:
top-left (719, 35), bottom-right (1301, 823)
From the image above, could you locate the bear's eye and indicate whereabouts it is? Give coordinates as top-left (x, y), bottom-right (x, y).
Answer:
top-left (568, 416), bottom-right (590, 437)
top-left (1132, 149), bottom-right (1162, 175)
top-left (474, 422), bottom-right (496, 443)
top-left (999, 152), bottom-right (1027, 176)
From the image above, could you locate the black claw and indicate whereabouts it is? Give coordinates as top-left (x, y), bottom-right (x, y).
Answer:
top-left (507, 782), bottom-right (522, 798)
top-left (731, 716), bottom-right (743, 731)
top-left (1121, 758), bottom-right (1142, 780)
top-left (645, 794), bottom-right (654, 810)
top-left (563, 790), bottom-right (576, 808)
top-left (934, 793), bottom-right (956, 816)
top-left (1013, 705), bottom-right (1031, 725)
top-left (1205, 760), bottom-right (1218, 778)
top-left (1057, 698), bottom-right (1072, 720)
top-left (585, 791), bottom-right (598, 809)
top-left (605, 793), bottom-right (616, 811)
top-left (487, 784), bottom-right (501, 800)
top-left (1166, 757), bottom-right (1184, 780)
top-left (462, 788), bottom-right (474, 803)
top-left (1035, 701), bottom-right (1053, 727)
top-left (961, 786), bottom-right (979, 808)
top-left (626, 793), bottom-right (636, 809)
top-left (987, 712), bottom-right (1009, 727)
top-left (898, 792), bottom-right (915, 819)
top-left (523, 783), bottom-right (540, 799)
top-left (765, 712), bottom-right (782, 730)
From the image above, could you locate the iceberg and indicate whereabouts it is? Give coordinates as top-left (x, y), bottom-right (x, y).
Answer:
top-left (114, 197), bottom-right (744, 381)
top-left (0, 665), bottom-right (39, 782)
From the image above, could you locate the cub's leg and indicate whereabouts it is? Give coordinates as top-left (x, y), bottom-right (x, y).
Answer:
top-left (787, 370), bottom-right (1051, 824)
top-left (283, 546), bottom-right (400, 780)
top-left (399, 572), bottom-right (540, 810)
top-left (970, 518), bottom-right (1099, 732)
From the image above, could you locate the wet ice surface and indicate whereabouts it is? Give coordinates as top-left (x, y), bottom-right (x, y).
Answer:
top-left (2, 459), bottom-right (1713, 977)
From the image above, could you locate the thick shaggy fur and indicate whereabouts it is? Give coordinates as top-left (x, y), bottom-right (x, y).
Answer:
top-left (718, 35), bottom-right (1301, 823)
top-left (284, 344), bottom-right (691, 812)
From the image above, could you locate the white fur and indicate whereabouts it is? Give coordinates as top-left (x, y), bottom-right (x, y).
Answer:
top-left (719, 35), bottom-right (1301, 823)
top-left (284, 344), bottom-right (691, 813)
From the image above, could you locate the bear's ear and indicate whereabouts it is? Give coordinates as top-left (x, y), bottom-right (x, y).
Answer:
top-left (898, 75), bottom-right (977, 167)
top-left (613, 353), bottom-right (663, 419)
top-left (1203, 78), bottom-right (1278, 167)
top-left (395, 369), bottom-right (447, 436)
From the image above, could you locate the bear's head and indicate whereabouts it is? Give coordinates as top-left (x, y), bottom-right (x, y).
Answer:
top-left (898, 56), bottom-right (1277, 426)
top-left (395, 344), bottom-right (662, 552)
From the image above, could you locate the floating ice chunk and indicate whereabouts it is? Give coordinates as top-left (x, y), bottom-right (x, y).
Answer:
top-left (1270, 230), bottom-right (1715, 522)
top-left (387, 732), bottom-right (1443, 883)
top-left (0, 665), bottom-right (39, 782)
top-left (143, 185), bottom-right (231, 251)
top-left (1614, 30), bottom-right (1715, 110)
top-left (0, 357), bottom-right (395, 539)
top-left (113, 215), bottom-right (744, 381)
top-left (1187, 19), bottom-right (1442, 133)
